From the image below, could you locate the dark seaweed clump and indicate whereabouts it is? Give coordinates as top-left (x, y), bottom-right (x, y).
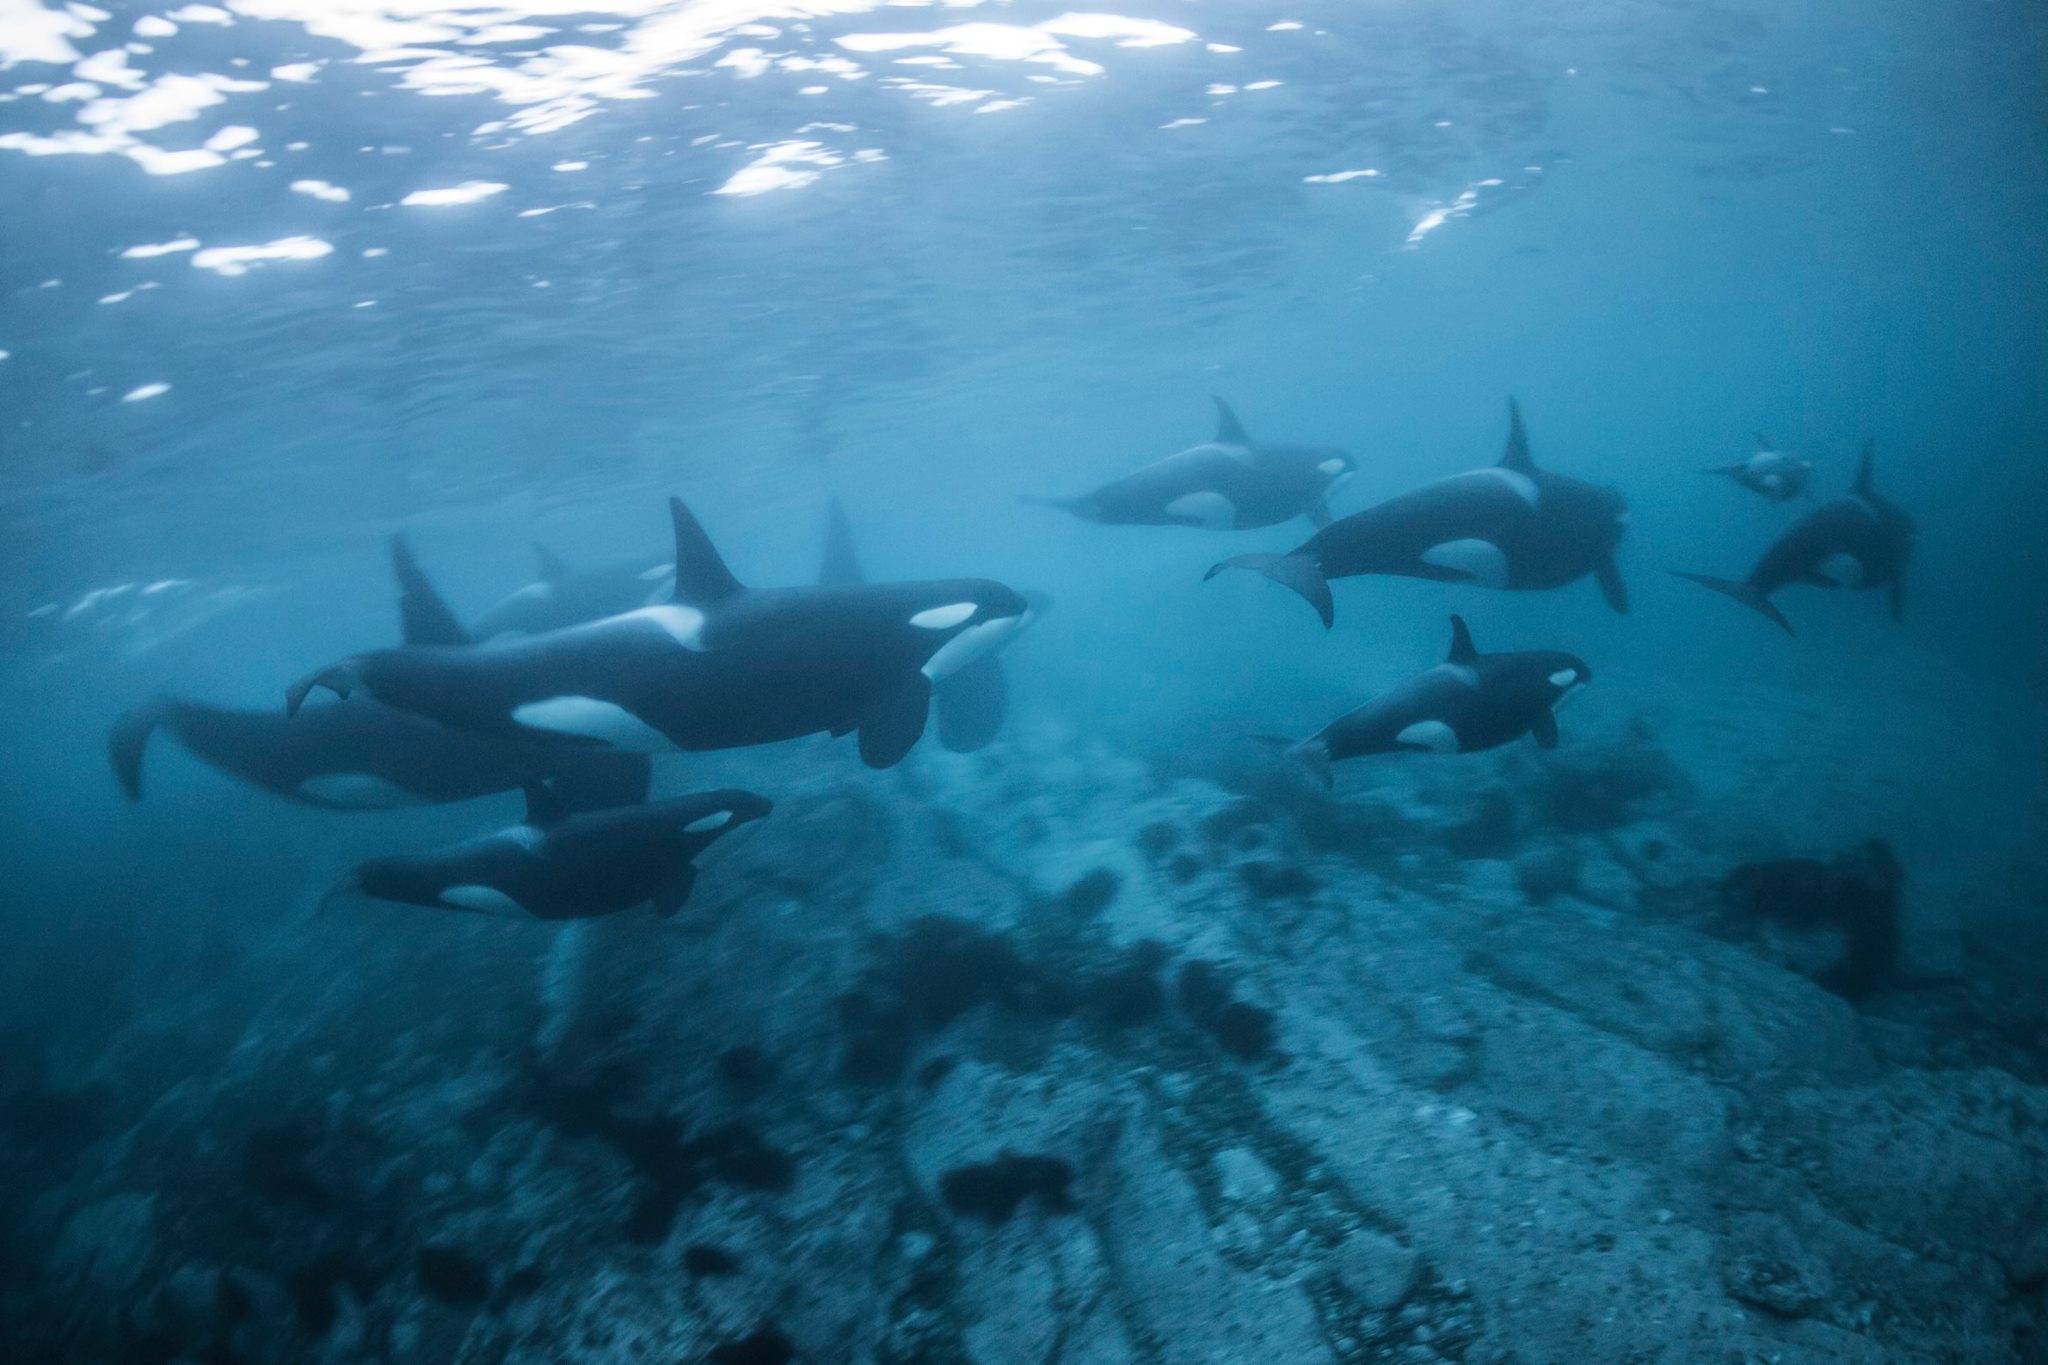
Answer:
top-left (940, 1151), bottom-right (1077, 1224)
top-left (1718, 839), bottom-right (1904, 1001)
top-left (1176, 960), bottom-right (1279, 1061)
top-left (415, 1244), bottom-right (491, 1307)
top-left (708, 1324), bottom-right (795, 1363)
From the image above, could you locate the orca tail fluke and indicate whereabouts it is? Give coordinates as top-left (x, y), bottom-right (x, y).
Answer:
top-left (1248, 734), bottom-right (1332, 790)
top-left (1669, 571), bottom-right (1794, 636)
top-left (1019, 494), bottom-right (1093, 520)
top-left (286, 661), bottom-right (362, 716)
top-left (1205, 553), bottom-right (1334, 628)
top-left (108, 697), bottom-right (173, 800)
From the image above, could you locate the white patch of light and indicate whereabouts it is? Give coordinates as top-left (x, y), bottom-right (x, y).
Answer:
top-left (166, 5), bottom-right (232, 23)
top-left (552, 159), bottom-right (586, 171)
top-left (1205, 43), bottom-right (1238, 54)
top-left (1268, 21), bottom-right (1303, 31)
top-left (1161, 116), bottom-right (1205, 129)
top-left (1304, 168), bottom-right (1380, 184)
top-left (122, 382), bottom-right (170, 402)
top-left (401, 180), bottom-right (507, 206)
top-left (121, 236), bottom-right (200, 258)
top-left (1, 1), bottom-right (95, 65)
top-left (203, 123), bottom-right (258, 151)
top-left (1243, 79), bottom-right (1281, 91)
top-left (290, 177), bottom-right (349, 201)
top-left (271, 61), bottom-right (322, 82)
top-left (190, 235), bottom-right (332, 275)
top-left (712, 138), bottom-right (842, 196)
top-left (1405, 185), bottom-right (1483, 248)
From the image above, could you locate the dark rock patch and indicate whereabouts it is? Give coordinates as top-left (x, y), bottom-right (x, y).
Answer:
top-left (940, 1151), bottom-right (1076, 1224)
top-left (684, 1244), bottom-right (741, 1278)
top-left (1237, 860), bottom-right (1318, 901)
top-left (1717, 839), bottom-right (1904, 1000)
top-left (239, 1123), bottom-right (335, 1213)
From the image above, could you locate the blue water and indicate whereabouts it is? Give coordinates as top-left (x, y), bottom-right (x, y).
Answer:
top-left (3, 2), bottom-right (2045, 1361)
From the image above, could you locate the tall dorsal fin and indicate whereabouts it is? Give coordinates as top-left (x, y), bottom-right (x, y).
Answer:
top-left (522, 780), bottom-right (568, 828)
top-left (668, 498), bottom-right (744, 606)
top-left (1754, 432), bottom-right (1774, 453)
top-left (1212, 396), bottom-right (1251, 446)
top-left (1500, 398), bottom-right (1536, 473)
top-left (390, 535), bottom-right (472, 648)
top-left (818, 498), bottom-right (864, 586)
top-left (532, 542), bottom-right (571, 583)
top-left (1446, 614), bottom-right (1478, 665)
top-left (1852, 439), bottom-right (1875, 496)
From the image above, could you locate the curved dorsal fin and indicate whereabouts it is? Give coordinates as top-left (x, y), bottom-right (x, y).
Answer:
top-left (1500, 398), bottom-right (1536, 473)
top-left (1446, 614), bottom-right (1477, 664)
top-left (668, 498), bottom-right (744, 606)
top-left (1212, 396), bottom-right (1251, 446)
top-left (1852, 439), bottom-right (1875, 496)
top-left (1754, 432), bottom-right (1774, 453)
top-left (819, 498), bottom-right (864, 586)
top-left (522, 780), bottom-right (567, 828)
top-left (390, 535), bottom-right (472, 648)
top-left (532, 542), bottom-right (571, 583)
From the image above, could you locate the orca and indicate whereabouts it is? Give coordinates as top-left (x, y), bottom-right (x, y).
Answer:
top-left (341, 782), bottom-right (770, 921)
top-left (1704, 435), bottom-right (1813, 502)
top-left (470, 542), bottom-right (672, 640)
top-left (109, 538), bottom-right (650, 811)
top-left (1205, 398), bottom-right (1628, 627)
top-left (287, 498), bottom-right (1035, 770)
top-left (818, 499), bottom-right (1032, 754)
top-left (1672, 440), bottom-right (1914, 635)
top-left (1029, 397), bottom-right (1356, 531)
top-left (1258, 616), bottom-right (1591, 788)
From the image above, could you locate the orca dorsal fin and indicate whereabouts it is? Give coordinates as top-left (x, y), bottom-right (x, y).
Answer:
top-left (1212, 396), bottom-right (1252, 446)
top-left (1500, 397), bottom-right (1537, 473)
top-left (668, 498), bottom-right (744, 606)
top-left (1446, 614), bottom-right (1478, 665)
top-left (1852, 439), bottom-right (1876, 496)
top-left (390, 535), bottom-right (472, 648)
top-left (532, 542), bottom-right (571, 583)
top-left (819, 498), bottom-right (864, 586)
top-left (522, 780), bottom-right (568, 828)
top-left (1754, 432), bottom-right (1775, 453)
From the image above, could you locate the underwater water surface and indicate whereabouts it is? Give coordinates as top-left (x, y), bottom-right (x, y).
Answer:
top-left (1, 1), bottom-right (2045, 1361)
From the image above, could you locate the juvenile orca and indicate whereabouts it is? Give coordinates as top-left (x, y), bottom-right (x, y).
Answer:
top-left (470, 543), bottom-right (672, 640)
top-left (1030, 397), bottom-right (1356, 530)
top-left (288, 498), bottom-right (1034, 770)
top-left (109, 538), bottom-right (650, 811)
top-left (340, 783), bottom-right (770, 921)
top-left (1705, 435), bottom-right (1813, 502)
top-left (1260, 616), bottom-right (1591, 788)
top-left (1672, 441), bottom-right (1913, 635)
top-left (1205, 399), bottom-right (1628, 627)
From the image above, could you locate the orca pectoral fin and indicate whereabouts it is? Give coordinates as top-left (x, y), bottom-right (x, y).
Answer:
top-left (1204, 553), bottom-right (1334, 628)
top-left (936, 655), bottom-right (1008, 753)
top-left (1304, 495), bottom-right (1333, 530)
top-left (108, 697), bottom-right (173, 800)
top-left (652, 864), bottom-right (697, 919)
top-left (1669, 571), bottom-right (1795, 636)
top-left (1529, 709), bottom-right (1559, 750)
top-left (285, 662), bottom-right (361, 716)
top-left (858, 675), bottom-right (932, 769)
top-left (1595, 555), bottom-right (1630, 614)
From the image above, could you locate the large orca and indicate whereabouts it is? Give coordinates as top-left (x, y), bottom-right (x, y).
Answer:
top-left (1672, 441), bottom-right (1913, 635)
top-left (341, 782), bottom-right (770, 921)
top-left (1705, 435), bottom-right (1813, 502)
top-left (1029, 397), bottom-right (1356, 530)
top-left (470, 543), bottom-right (672, 640)
top-left (287, 499), bottom-right (1034, 769)
top-left (1205, 399), bottom-right (1628, 627)
top-left (1260, 615), bottom-right (1591, 788)
top-left (109, 539), bottom-right (650, 811)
